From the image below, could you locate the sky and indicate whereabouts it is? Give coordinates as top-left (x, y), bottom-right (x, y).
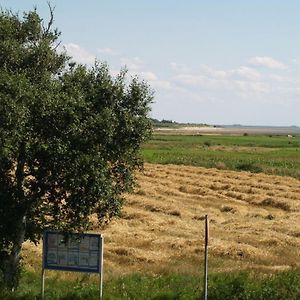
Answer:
top-left (2, 1), bottom-right (300, 126)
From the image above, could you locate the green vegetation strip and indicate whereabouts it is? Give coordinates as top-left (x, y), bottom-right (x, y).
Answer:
top-left (142, 134), bottom-right (300, 179)
top-left (2, 269), bottom-right (300, 299)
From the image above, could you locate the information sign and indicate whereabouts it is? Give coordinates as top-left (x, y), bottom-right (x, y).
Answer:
top-left (41, 231), bottom-right (104, 300)
top-left (43, 231), bottom-right (102, 273)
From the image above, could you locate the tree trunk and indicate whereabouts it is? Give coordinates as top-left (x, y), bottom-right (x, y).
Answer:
top-left (2, 216), bottom-right (26, 290)
top-left (2, 142), bottom-right (27, 290)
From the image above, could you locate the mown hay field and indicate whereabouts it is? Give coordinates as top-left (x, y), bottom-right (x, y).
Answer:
top-left (23, 161), bottom-right (300, 279)
top-left (102, 163), bottom-right (300, 275)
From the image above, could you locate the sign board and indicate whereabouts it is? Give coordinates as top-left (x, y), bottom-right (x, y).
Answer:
top-left (43, 231), bottom-right (102, 273)
top-left (41, 231), bottom-right (104, 300)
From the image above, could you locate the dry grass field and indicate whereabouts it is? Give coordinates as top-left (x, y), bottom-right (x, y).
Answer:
top-left (23, 163), bottom-right (300, 279)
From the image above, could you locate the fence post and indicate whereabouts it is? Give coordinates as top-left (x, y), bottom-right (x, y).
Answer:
top-left (203, 215), bottom-right (209, 300)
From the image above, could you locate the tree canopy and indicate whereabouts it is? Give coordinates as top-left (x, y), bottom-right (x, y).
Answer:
top-left (0, 8), bottom-right (152, 288)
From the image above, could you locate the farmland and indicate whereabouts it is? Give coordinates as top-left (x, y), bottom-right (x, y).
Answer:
top-left (99, 161), bottom-right (300, 276)
top-left (4, 132), bottom-right (300, 299)
top-left (142, 133), bottom-right (300, 179)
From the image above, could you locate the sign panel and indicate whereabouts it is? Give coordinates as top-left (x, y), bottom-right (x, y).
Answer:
top-left (43, 231), bottom-right (102, 273)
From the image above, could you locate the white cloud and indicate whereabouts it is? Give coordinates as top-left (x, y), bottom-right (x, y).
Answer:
top-left (121, 57), bottom-right (144, 71)
top-left (234, 66), bottom-right (261, 80)
top-left (151, 80), bottom-right (172, 90)
top-left (172, 64), bottom-right (260, 81)
top-left (249, 56), bottom-right (286, 69)
top-left (170, 62), bottom-right (189, 73)
top-left (291, 58), bottom-right (300, 64)
top-left (172, 65), bottom-right (267, 95)
top-left (129, 71), bottom-right (173, 90)
top-left (63, 43), bottom-right (96, 65)
top-left (174, 74), bottom-right (204, 86)
top-left (269, 74), bottom-right (292, 83)
top-left (200, 65), bottom-right (228, 79)
top-left (129, 71), bottom-right (157, 81)
top-left (234, 80), bottom-right (268, 94)
top-left (97, 47), bottom-right (120, 56)
top-left (138, 71), bottom-right (158, 81)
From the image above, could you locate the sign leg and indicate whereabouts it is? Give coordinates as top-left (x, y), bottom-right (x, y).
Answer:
top-left (99, 235), bottom-right (104, 300)
top-left (41, 268), bottom-right (45, 300)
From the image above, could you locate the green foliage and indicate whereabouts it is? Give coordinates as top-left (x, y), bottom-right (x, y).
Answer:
top-left (235, 162), bottom-right (263, 173)
top-left (0, 7), bottom-right (152, 288)
top-left (151, 119), bottom-right (180, 128)
top-left (208, 270), bottom-right (300, 300)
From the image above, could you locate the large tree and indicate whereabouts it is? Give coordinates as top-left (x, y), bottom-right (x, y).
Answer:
top-left (0, 8), bottom-right (152, 288)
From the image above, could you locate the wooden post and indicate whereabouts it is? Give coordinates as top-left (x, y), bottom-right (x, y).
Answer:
top-left (203, 215), bottom-right (209, 300)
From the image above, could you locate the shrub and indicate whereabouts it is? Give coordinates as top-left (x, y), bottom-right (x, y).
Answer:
top-left (235, 162), bottom-right (263, 173)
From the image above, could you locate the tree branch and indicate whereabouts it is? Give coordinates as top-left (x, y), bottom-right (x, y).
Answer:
top-left (43, 2), bottom-right (55, 36)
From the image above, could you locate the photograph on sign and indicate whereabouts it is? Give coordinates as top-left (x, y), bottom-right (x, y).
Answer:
top-left (57, 250), bottom-right (68, 265)
top-left (68, 251), bottom-right (79, 266)
top-left (89, 252), bottom-right (99, 268)
top-left (69, 239), bottom-right (79, 250)
top-left (47, 249), bottom-right (57, 265)
top-left (57, 234), bottom-right (66, 248)
top-left (79, 252), bottom-right (89, 267)
top-left (79, 237), bottom-right (90, 251)
top-left (47, 234), bottom-right (58, 248)
top-left (90, 237), bottom-right (99, 250)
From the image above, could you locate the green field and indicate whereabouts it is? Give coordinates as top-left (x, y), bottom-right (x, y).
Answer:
top-left (142, 134), bottom-right (300, 179)
top-left (3, 269), bottom-right (300, 299)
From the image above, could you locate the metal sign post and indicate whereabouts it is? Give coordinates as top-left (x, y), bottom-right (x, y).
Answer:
top-left (41, 231), bottom-right (103, 300)
top-left (203, 215), bottom-right (209, 300)
top-left (99, 235), bottom-right (104, 300)
top-left (41, 232), bottom-right (46, 300)
top-left (41, 266), bottom-right (45, 300)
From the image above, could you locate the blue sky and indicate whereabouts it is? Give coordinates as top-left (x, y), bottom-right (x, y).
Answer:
top-left (2, 1), bottom-right (300, 126)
